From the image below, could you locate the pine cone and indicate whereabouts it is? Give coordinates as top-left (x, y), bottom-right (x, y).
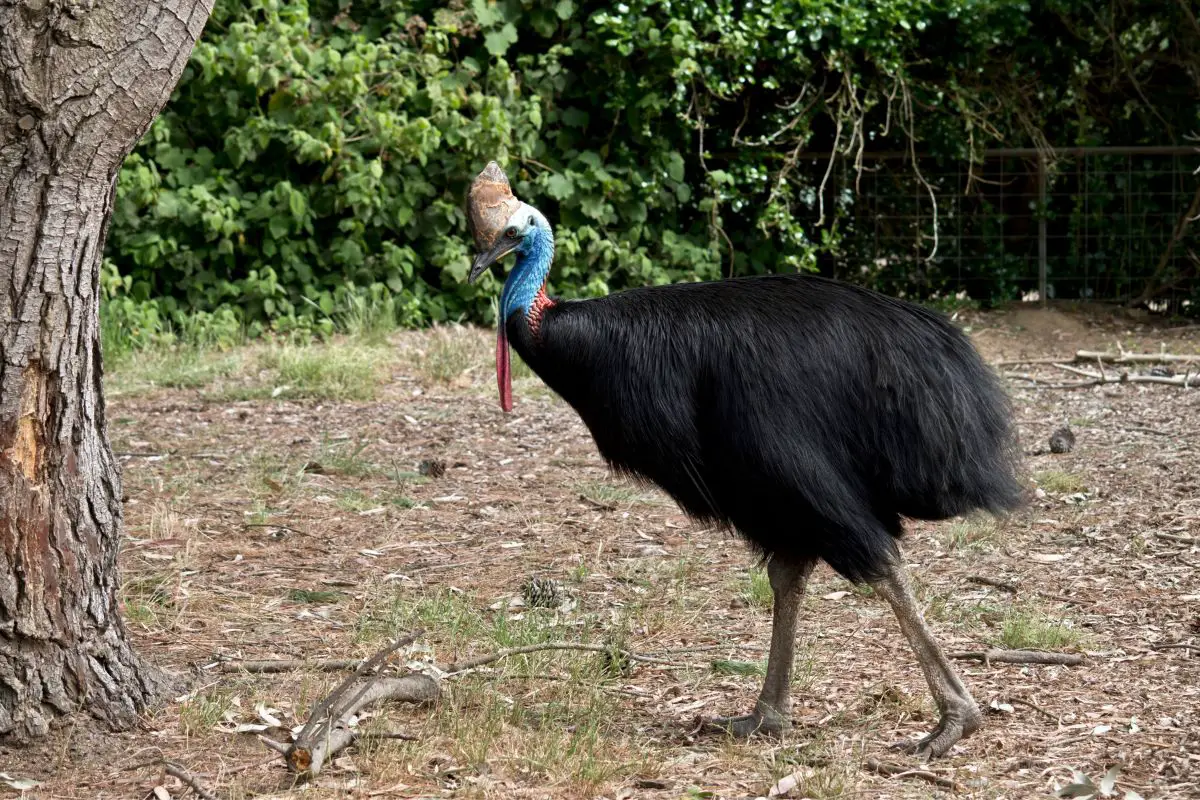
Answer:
top-left (418, 458), bottom-right (446, 478)
top-left (1048, 426), bottom-right (1076, 454)
top-left (521, 576), bottom-right (564, 609)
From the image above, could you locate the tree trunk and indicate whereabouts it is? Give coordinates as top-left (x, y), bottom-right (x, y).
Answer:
top-left (0, 0), bottom-right (213, 741)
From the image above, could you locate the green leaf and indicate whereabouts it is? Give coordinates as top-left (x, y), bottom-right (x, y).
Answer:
top-left (665, 151), bottom-right (685, 182)
top-left (484, 23), bottom-right (518, 57)
top-left (555, 0), bottom-right (575, 20)
top-left (268, 215), bottom-right (290, 240)
top-left (288, 191), bottom-right (306, 219)
top-left (472, 0), bottom-right (502, 27)
top-left (545, 173), bottom-right (574, 201)
top-left (561, 107), bottom-right (589, 128)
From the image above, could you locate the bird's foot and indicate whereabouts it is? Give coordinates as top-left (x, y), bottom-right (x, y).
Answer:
top-left (889, 702), bottom-right (982, 760)
top-left (704, 712), bottom-right (789, 739)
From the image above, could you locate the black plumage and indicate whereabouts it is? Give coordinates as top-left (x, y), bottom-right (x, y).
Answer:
top-left (507, 274), bottom-right (1024, 584)
top-left (464, 161), bottom-right (1026, 759)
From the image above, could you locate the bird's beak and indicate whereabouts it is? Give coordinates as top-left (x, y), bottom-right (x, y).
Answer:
top-left (469, 237), bottom-right (520, 284)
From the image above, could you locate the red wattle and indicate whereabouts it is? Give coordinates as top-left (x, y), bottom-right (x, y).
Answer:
top-left (496, 326), bottom-right (513, 412)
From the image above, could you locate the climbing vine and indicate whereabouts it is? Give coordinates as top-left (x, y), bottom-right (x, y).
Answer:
top-left (101, 0), bottom-right (1200, 344)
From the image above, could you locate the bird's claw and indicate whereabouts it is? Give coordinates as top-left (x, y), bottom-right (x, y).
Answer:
top-left (704, 712), bottom-right (789, 739)
top-left (888, 705), bottom-right (981, 760)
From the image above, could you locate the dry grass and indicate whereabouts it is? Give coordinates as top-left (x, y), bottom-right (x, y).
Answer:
top-left (11, 309), bottom-right (1200, 799)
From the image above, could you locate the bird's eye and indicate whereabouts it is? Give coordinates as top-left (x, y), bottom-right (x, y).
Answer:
top-left (505, 226), bottom-right (518, 238)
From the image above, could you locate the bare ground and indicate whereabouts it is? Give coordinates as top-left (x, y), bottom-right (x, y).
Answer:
top-left (2, 305), bottom-right (1198, 799)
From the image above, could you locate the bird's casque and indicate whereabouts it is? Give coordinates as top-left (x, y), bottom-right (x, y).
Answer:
top-left (466, 161), bottom-right (522, 251)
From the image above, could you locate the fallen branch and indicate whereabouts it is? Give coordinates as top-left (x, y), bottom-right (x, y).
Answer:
top-left (1008, 368), bottom-right (1200, 389)
top-left (443, 641), bottom-right (685, 673)
top-left (997, 350), bottom-right (1200, 369)
top-left (1004, 372), bottom-right (1107, 389)
top-left (1150, 642), bottom-right (1200, 654)
top-left (1074, 350), bottom-right (1200, 364)
top-left (257, 638), bottom-right (733, 780)
top-left (221, 658), bottom-right (365, 674)
top-left (163, 761), bottom-right (221, 800)
top-left (1007, 696), bottom-right (1060, 722)
top-left (263, 674), bottom-right (438, 778)
top-left (992, 356), bottom-right (1073, 367)
top-left (968, 575), bottom-right (1019, 593)
top-left (1155, 532), bottom-right (1199, 545)
top-left (948, 649), bottom-right (1085, 666)
top-left (264, 674), bottom-right (438, 778)
top-left (1126, 425), bottom-right (1172, 436)
top-left (1052, 361), bottom-right (1200, 387)
top-left (864, 758), bottom-right (960, 790)
top-left (262, 632), bottom-right (437, 779)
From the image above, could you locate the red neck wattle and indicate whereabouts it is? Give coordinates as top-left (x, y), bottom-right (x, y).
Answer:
top-left (496, 326), bottom-right (512, 413)
top-left (495, 286), bottom-right (554, 413)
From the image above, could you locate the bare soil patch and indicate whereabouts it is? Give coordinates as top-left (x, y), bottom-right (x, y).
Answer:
top-left (7, 308), bottom-right (1200, 799)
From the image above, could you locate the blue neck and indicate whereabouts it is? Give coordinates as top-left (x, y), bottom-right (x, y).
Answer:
top-left (499, 226), bottom-right (554, 323)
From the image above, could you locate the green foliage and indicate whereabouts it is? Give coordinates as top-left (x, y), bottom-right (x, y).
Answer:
top-left (102, 0), bottom-right (1200, 330)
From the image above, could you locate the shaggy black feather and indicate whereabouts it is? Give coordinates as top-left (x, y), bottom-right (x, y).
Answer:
top-left (508, 273), bottom-right (1025, 584)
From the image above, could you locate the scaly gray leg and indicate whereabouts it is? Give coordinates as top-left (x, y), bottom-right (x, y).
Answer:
top-left (708, 556), bottom-right (816, 737)
top-left (871, 558), bottom-right (982, 759)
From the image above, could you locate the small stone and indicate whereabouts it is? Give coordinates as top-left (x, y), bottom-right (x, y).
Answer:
top-left (18, 115), bottom-right (35, 131)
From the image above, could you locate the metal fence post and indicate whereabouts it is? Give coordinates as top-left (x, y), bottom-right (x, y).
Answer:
top-left (1038, 152), bottom-right (1048, 307)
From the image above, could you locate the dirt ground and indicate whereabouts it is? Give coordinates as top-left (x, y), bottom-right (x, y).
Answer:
top-left (2, 304), bottom-right (1198, 800)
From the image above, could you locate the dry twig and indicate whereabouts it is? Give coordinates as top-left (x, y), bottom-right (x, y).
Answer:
top-left (221, 658), bottom-right (365, 674)
top-left (992, 356), bottom-right (1073, 367)
top-left (1151, 642), bottom-right (1200, 654)
top-left (1007, 696), bottom-right (1060, 722)
top-left (997, 350), bottom-right (1200, 368)
top-left (1008, 367), bottom-right (1200, 389)
top-left (948, 649), bottom-right (1085, 666)
top-left (443, 641), bottom-right (688, 673)
top-left (968, 575), bottom-right (1020, 593)
top-left (864, 758), bottom-right (960, 790)
top-left (1155, 532), bottom-right (1199, 545)
top-left (1075, 350), bottom-right (1199, 364)
top-left (261, 675), bottom-right (438, 778)
top-left (261, 631), bottom-right (437, 779)
top-left (163, 761), bottom-right (221, 800)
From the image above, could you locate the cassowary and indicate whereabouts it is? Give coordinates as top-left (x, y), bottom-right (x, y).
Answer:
top-left (464, 162), bottom-right (1024, 759)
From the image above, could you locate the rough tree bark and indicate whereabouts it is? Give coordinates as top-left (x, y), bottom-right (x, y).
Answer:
top-left (0, 0), bottom-right (213, 741)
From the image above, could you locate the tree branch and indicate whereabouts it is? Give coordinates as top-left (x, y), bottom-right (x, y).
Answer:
top-left (948, 649), bottom-right (1085, 666)
top-left (163, 761), bottom-right (221, 800)
top-left (442, 641), bottom-right (686, 673)
top-left (864, 759), bottom-right (960, 790)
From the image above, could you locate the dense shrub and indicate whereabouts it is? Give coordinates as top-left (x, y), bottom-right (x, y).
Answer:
top-left (101, 0), bottom-right (1199, 342)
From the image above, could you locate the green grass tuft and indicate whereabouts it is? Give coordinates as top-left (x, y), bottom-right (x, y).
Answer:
top-left (942, 515), bottom-right (1001, 552)
top-left (1034, 470), bottom-right (1088, 494)
top-left (577, 480), bottom-right (643, 506)
top-left (287, 588), bottom-right (343, 604)
top-left (743, 567), bottom-right (773, 609)
top-left (711, 659), bottom-right (766, 676)
top-left (419, 327), bottom-right (481, 384)
top-left (996, 608), bottom-right (1083, 650)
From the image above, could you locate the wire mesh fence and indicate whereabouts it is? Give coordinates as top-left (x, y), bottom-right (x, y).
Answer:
top-left (806, 146), bottom-right (1199, 312)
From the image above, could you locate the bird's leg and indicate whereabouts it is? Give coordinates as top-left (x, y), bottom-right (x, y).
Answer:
top-left (707, 557), bottom-right (815, 738)
top-left (870, 557), bottom-right (982, 760)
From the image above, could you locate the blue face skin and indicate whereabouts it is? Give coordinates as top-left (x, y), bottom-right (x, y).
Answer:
top-left (496, 204), bottom-right (555, 323)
